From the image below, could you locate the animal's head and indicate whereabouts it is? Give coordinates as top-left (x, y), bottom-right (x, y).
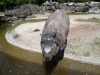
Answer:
top-left (41, 33), bottom-right (59, 61)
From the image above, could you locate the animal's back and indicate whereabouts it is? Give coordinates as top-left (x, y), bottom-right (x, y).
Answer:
top-left (43, 9), bottom-right (70, 36)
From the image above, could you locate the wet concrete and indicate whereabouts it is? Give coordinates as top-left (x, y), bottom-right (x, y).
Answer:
top-left (0, 22), bottom-right (100, 75)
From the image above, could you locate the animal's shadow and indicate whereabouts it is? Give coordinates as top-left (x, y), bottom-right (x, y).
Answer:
top-left (43, 50), bottom-right (64, 75)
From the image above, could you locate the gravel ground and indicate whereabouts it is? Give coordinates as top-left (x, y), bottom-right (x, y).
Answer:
top-left (5, 14), bottom-right (100, 65)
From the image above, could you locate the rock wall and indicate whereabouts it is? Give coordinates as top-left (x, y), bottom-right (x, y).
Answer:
top-left (0, 1), bottom-right (100, 22)
top-left (0, 4), bottom-right (42, 22)
top-left (42, 1), bottom-right (100, 13)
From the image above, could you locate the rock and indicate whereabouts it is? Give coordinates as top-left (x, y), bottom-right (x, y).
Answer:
top-left (68, 6), bottom-right (75, 13)
top-left (43, 1), bottom-right (59, 11)
top-left (26, 14), bottom-right (35, 19)
top-left (42, 1), bottom-right (50, 10)
top-left (32, 5), bottom-right (41, 14)
top-left (0, 16), bottom-right (11, 22)
top-left (16, 12), bottom-right (28, 18)
top-left (89, 1), bottom-right (100, 8)
top-left (45, 1), bottom-right (50, 5)
top-left (0, 12), bottom-right (4, 17)
top-left (59, 3), bottom-right (67, 9)
top-left (14, 4), bottom-right (41, 18)
top-left (39, 6), bottom-right (45, 14)
top-left (0, 17), bottom-right (6, 21)
top-left (98, 5), bottom-right (100, 9)
top-left (1, 4), bottom-right (44, 22)
top-left (4, 10), bottom-right (14, 17)
top-left (34, 29), bottom-right (40, 32)
top-left (75, 6), bottom-right (89, 12)
top-left (75, 3), bottom-right (86, 6)
top-left (83, 6), bottom-right (89, 12)
top-left (67, 2), bottom-right (75, 6)
top-left (54, 2), bottom-right (60, 9)
top-left (89, 7), bottom-right (100, 13)
top-left (10, 17), bottom-right (19, 22)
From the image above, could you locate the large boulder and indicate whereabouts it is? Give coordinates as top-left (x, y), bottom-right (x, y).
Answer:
top-left (1, 4), bottom-right (43, 21)
top-left (54, 2), bottom-right (60, 9)
top-left (43, 1), bottom-right (50, 6)
top-left (50, 1), bottom-right (60, 11)
top-left (75, 6), bottom-right (89, 12)
top-left (0, 16), bottom-right (11, 22)
top-left (89, 7), bottom-right (100, 13)
top-left (14, 4), bottom-right (41, 18)
top-left (59, 3), bottom-right (67, 9)
top-left (42, 1), bottom-right (50, 10)
top-left (75, 3), bottom-right (86, 6)
top-left (0, 12), bottom-right (17, 22)
top-left (42, 1), bottom-right (59, 11)
top-left (10, 17), bottom-right (19, 22)
top-left (68, 6), bottom-right (76, 13)
top-left (67, 2), bottom-right (75, 6)
top-left (4, 10), bottom-right (14, 17)
top-left (89, 1), bottom-right (100, 8)
top-left (15, 12), bottom-right (28, 18)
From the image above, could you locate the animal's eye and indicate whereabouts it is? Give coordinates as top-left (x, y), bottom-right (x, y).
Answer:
top-left (41, 39), bottom-right (45, 43)
top-left (54, 40), bottom-right (56, 43)
top-left (41, 43), bottom-right (44, 46)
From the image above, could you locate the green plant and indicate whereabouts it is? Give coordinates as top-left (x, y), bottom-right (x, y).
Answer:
top-left (83, 51), bottom-right (90, 57)
top-left (44, 10), bottom-right (53, 13)
top-left (68, 12), bottom-right (99, 15)
top-left (13, 34), bottom-right (20, 39)
top-left (75, 17), bottom-right (100, 23)
top-left (93, 38), bottom-right (100, 46)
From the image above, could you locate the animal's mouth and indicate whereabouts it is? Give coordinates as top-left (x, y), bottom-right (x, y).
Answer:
top-left (43, 56), bottom-right (52, 61)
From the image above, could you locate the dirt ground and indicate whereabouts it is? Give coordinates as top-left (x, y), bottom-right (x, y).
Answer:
top-left (5, 14), bottom-right (100, 65)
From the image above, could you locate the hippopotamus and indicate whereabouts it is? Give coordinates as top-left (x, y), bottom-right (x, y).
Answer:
top-left (41, 9), bottom-right (70, 61)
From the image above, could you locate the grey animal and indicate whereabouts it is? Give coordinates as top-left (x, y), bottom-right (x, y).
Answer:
top-left (41, 9), bottom-right (70, 61)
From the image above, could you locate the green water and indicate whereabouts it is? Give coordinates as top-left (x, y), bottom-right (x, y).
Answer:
top-left (0, 22), bottom-right (100, 75)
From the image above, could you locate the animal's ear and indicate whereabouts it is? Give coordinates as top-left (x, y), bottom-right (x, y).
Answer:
top-left (41, 39), bottom-right (44, 44)
top-left (41, 38), bottom-right (45, 45)
top-left (60, 39), bottom-right (67, 50)
top-left (41, 43), bottom-right (44, 51)
top-left (54, 46), bottom-right (59, 56)
top-left (55, 34), bottom-right (61, 46)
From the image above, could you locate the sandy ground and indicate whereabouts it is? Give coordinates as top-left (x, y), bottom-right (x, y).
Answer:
top-left (5, 14), bottom-right (100, 65)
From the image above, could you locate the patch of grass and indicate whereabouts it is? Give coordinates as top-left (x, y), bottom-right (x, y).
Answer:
top-left (44, 10), bottom-right (53, 13)
top-left (83, 51), bottom-right (90, 57)
top-left (9, 19), bottom-right (46, 31)
top-left (0, 12), bottom-right (4, 16)
top-left (68, 12), bottom-right (99, 15)
top-left (45, 11), bottom-right (99, 15)
top-left (75, 17), bottom-right (100, 23)
top-left (0, 29), bottom-right (4, 34)
top-left (93, 38), bottom-right (100, 46)
top-left (13, 34), bottom-right (20, 39)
